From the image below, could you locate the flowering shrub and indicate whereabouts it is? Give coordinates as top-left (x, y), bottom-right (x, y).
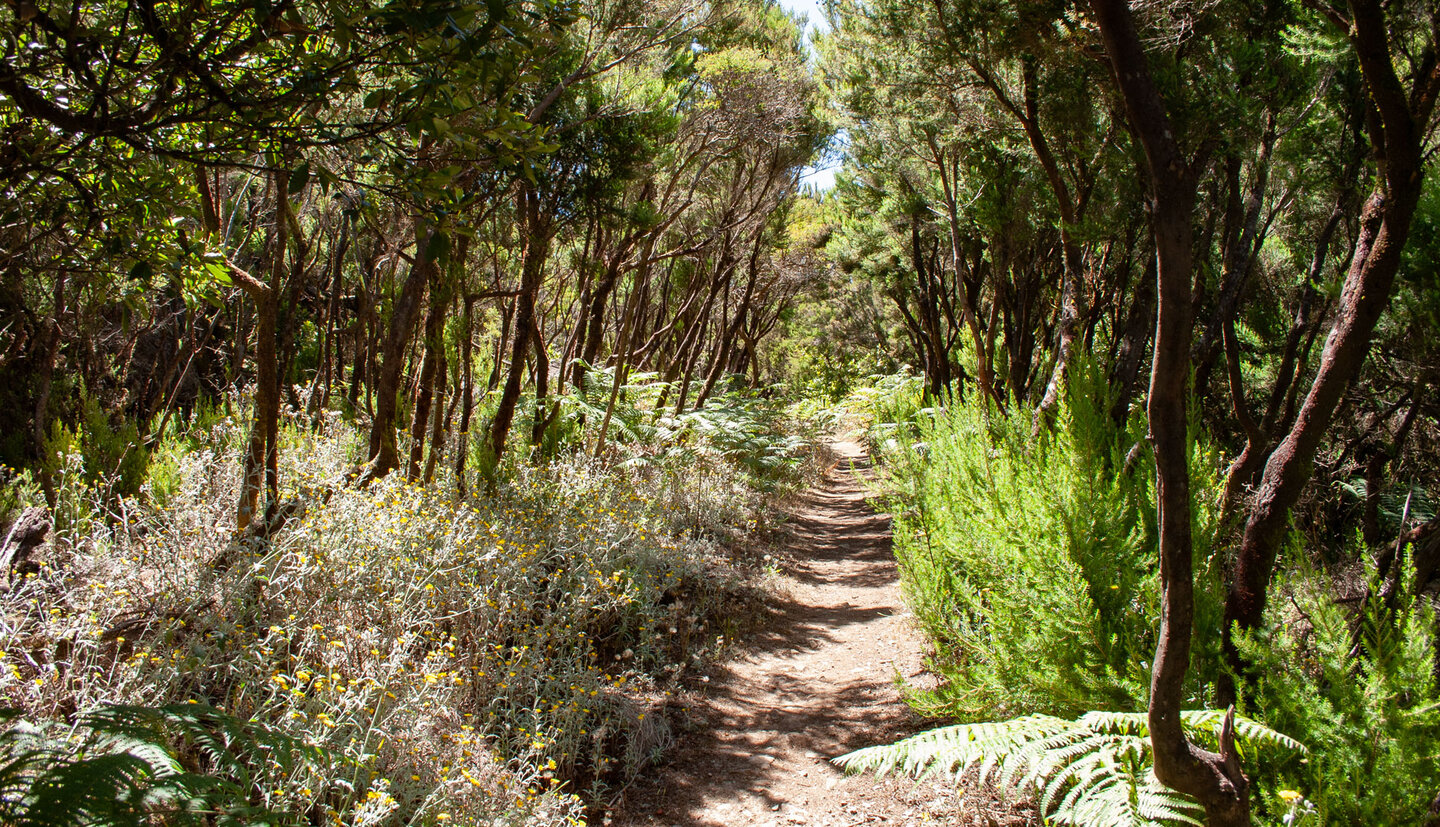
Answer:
top-left (2, 402), bottom-right (811, 825)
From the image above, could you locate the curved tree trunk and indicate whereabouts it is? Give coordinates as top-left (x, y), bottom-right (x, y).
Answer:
top-left (1091, 2), bottom-right (1250, 822)
top-left (1222, 0), bottom-right (1440, 699)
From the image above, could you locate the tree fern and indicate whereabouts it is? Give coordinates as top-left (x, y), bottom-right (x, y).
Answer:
top-left (837, 710), bottom-right (1304, 827)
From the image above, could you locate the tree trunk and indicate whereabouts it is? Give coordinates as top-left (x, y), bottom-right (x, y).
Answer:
top-left (1223, 0), bottom-right (1439, 693)
top-left (698, 232), bottom-right (763, 407)
top-left (488, 185), bottom-right (549, 462)
top-left (360, 224), bottom-right (436, 482)
top-left (530, 317), bottom-right (551, 447)
top-left (231, 171), bottom-right (287, 531)
top-left (931, 137), bottom-right (1000, 407)
top-left (1091, 1), bottom-right (1250, 822)
top-left (423, 348), bottom-right (448, 484)
top-left (454, 293), bottom-right (477, 496)
top-left (1110, 247), bottom-right (1156, 424)
top-left (33, 273), bottom-right (65, 507)
top-left (406, 286), bottom-right (446, 480)
top-left (1193, 127), bottom-right (1276, 397)
top-left (315, 217), bottom-right (350, 415)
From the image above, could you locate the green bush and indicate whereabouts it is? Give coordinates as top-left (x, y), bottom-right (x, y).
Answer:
top-left (42, 396), bottom-right (151, 529)
top-left (1238, 557), bottom-right (1440, 825)
top-left (844, 371), bottom-right (928, 451)
top-left (882, 362), bottom-right (1226, 720)
top-left (649, 389), bottom-right (812, 490)
top-left (0, 465), bottom-right (41, 528)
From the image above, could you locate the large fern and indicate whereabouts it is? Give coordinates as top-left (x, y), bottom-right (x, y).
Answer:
top-left (837, 710), bottom-right (1305, 827)
top-left (0, 704), bottom-right (328, 827)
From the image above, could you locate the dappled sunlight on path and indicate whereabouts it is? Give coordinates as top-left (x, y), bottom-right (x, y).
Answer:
top-left (613, 441), bottom-right (974, 827)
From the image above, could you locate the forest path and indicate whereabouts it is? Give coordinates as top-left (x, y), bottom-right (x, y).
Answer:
top-left (612, 441), bottom-right (963, 827)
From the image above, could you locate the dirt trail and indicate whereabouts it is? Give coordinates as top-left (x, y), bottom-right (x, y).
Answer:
top-left (614, 441), bottom-right (961, 827)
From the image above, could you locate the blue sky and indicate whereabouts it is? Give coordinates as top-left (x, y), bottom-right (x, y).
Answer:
top-left (778, 0), bottom-right (828, 33)
top-left (776, 0), bottom-right (839, 191)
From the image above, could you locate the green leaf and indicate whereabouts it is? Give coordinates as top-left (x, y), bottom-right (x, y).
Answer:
top-left (840, 709), bottom-right (1298, 827)
top-left (288, 164), bottom-right (311, 195)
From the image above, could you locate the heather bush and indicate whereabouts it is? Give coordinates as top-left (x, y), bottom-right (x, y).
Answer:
top-left (1237, 556), bottom-right (1440, 825)
top-left (872, 362), bottom-right (1227, 719)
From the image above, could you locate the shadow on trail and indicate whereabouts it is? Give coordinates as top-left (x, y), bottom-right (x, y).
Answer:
top-left (614, 445), bottom-right (929, 827)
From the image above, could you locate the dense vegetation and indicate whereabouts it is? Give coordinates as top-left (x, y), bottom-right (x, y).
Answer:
top-left (2, 0), bottom-right (828, 822)
top-left (818, 0), bottom-right (1440, 823)
top-left (3, 0), bottom-right (1439, 824)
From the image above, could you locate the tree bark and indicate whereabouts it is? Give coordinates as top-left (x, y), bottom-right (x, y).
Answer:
top-left (33, 273), bottom-right (65, 507)
top-left (488, 184), bottom-right (549, 462)
top-left (406, 282), bottom-right (448, 480)
top-left (228, 170), bottom-right (286, 531)
top-left (1193, 124), bottom-right (1276, 397)
top-left (1110, 246), bottom-right (1156, 425)
top-left (1090, 1), bottom-right (1250, 822)
top-left (454, 293), bottom-right (477, 496)
top-left (423, 348), bottom-right (448, 484)
top-left (698, 231), bottom-right (763, 407)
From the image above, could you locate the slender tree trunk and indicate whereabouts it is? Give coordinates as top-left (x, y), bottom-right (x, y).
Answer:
top-left (698, 232), bottom-right (762, 407)
top-left (1193, 128), bottom-right (1276, 396)
top-left (406, 292), bottom-right (445, 480)
top-left (1262, 201), bottom-right (1345, 433)
top-left (455, 293), bottom-right (477, 496)
top-left (530, 318), bottom-right (551, 447)
top-left (594, 279), bottom-right (642, 455)
top-left (672, 314), bottom-right (712, 415)
top-left (315, 218), bottom-right (350, 414)
top-left (361, 225), bottom-right (436, 482)
top-left (1091, 2), bottom-right (1250, 822)
top-left (1110, 248), bottom-right (1156, 424)
top-left (931, 138), bottom-right (1000, 406)
top-left (231, 169), bottom-right (287, 531)
top-left (33, 274), bottom-right (65, 507)
top-left (423, 349), bottom-right (448, 484)
top-left (489, 185), bottom-right (549, 462)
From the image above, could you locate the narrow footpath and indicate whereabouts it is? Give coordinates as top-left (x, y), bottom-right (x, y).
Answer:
top-left (615, 441), bottom-right (963, 827)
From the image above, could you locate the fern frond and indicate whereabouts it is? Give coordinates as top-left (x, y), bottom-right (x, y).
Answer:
top-left (1134, 774), bottom-right (1206, 826)
top-left (1178, 710), bottom-right (1307, 754)
top-left (1055, 767), bottom-right (1204, 827)
top-left (1078, 710), bottom-right (1150, 736)
top-left (836, 714), bottom-right (1069, 781)
top-left (2, 703), bottom-right (328, 827)
top-left (841, 708), bottom-right (1298, 827)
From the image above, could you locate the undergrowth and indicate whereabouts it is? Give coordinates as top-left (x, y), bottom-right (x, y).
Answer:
top-left (872, 363), bottom-right (1226, 719)
top-left (851, 366), bottom-right (1440, 824)
top-left (839, 709), bottom-right (1304, 827)
top-left (1237, 555), bottom-right (1440, 824)
top-left (1, 388), bottom-right (818, 825)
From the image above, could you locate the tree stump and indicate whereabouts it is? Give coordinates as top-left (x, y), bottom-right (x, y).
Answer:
top-left (1, 506), bottom-right (51, 587)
